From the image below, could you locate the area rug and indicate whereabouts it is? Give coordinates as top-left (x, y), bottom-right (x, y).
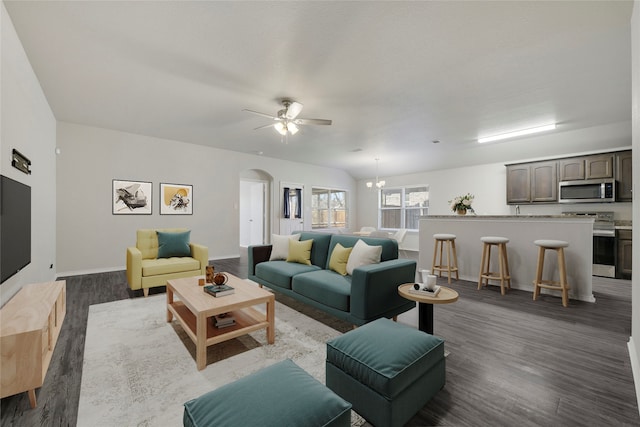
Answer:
top-left (77, 293), bottom-right (365, 426)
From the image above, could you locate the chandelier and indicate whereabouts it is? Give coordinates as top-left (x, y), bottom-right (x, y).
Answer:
top-left (366, 158), bottom-right (385, 189)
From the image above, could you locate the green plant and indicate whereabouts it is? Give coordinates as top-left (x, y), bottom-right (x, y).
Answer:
top-left (449, 193), bottom-right (474, 212)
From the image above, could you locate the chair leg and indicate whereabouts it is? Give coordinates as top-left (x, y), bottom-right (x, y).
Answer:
top-left (446, 241), bottom-right (452, 284)
top-left (498, 244), bottom-right (506, 296)
top-left (478, 243), bottom-right (487, 290)
top-left (431, 239), bottom-right (439, 277)
top-left (502, 243), bottom-right (511, 290)
top-left (533, 247), bottom-right (545, 301)
top-left (558, 248), bottom-right (569, 307)
top-left (451, 240), bottom-right (459, 280)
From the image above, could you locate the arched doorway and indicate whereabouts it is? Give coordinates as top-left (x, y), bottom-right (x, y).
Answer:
top-left (239, 169), bottom-right (272, 247)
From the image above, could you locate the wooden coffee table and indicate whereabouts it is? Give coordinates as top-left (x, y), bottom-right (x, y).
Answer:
top-left (398, 283), bottom-right (459, 335)
top-left (166, 273), bottom-right (275, 370)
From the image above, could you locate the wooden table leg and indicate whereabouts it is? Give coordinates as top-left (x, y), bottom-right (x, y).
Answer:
top-left (28, 389), bottom-right (36, 408)
top-left (166, 286), bottom-right (173, 322)
top-left (196, 313), bottom-right (207, 370)
top-left (266, 296), bottom-right (275, 344)
top-left (418, 302), bottom-right (434, 335)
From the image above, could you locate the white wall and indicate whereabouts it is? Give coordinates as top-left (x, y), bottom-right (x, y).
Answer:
top-left (629, 0), bottom-right (640, 412)
top-left (55, 122), bottom-right (356, 275)
top-left (0, 3), bottom-right (57, 306)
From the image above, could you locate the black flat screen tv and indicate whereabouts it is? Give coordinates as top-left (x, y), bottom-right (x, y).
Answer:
top-left (1, 175), bottom-right (31, 283)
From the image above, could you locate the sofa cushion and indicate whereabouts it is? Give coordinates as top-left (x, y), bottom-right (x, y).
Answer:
top-left (346, 239), bottom-right (382, 275)
top-left (269, 233), bottom-right (301, 261)
top-left (141, 257), bottom-right (200, 276)
top-left (329, 243), bottom-right (353, 276)
top-left (327, 235), bottom-right (398, 267)
top-left (157, 230), bottom-right (191, 258)
top-left (255, 260), bottom-right (320, 290)
top-left (137, 228), bottom-right (188, 259)
top-left (292, 270), bottom-right (351, 312)
top-left (287, 239), bottom-right (313, 265)
top-left (326, 318), bottom-right (445, 400)
top-left (295, 232), bottom-right (333, 267)
top-left (183, 359), bottom-right (351, 427)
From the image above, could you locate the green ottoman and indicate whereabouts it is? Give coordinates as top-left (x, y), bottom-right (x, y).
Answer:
top-left (183, 359), bottom-right (352, 427)
top-left (326, 318), bottom-right (445, 427)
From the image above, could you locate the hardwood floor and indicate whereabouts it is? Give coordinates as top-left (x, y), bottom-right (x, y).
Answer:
top-left (1, 258), bottom-right (637, 426)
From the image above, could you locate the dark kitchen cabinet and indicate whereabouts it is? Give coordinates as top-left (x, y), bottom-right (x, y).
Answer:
top-left (616, 229), bottom-right (632, 280)
top-left (585, 154), bottom-right (614, 179)
top-left (506, 160), bottom-right (557, 204)
top-left (506, 164), bottom-right (531, 203)
top-left (559, 154), bottom-right (613, 181)
top-left (616, 150), bottom-right (633, 202)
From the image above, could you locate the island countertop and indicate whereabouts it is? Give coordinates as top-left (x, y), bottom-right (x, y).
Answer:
top-left (419, 215), bottom-right (594, 302)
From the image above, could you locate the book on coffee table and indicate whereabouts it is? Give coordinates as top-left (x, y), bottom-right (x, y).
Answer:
top-left (204, 284), bottom-right (235, 297)
top-left (213, 313), bottom-right (236, 328)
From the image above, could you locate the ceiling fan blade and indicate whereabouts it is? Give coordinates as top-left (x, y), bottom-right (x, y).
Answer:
top-left (285, 101), bottom-right (303, 119)
top-left (253, 123), bottom-right (278, 131)
top-left (293, 118), bottom-right (332, 126)
top-left (242, 109), bottom-right (277, 120)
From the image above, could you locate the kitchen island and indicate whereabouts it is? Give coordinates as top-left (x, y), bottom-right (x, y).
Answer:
top-left (419, 215), bottom-right (595, 302)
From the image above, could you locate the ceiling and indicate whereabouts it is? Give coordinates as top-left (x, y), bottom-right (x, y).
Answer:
top-left (3, 1), bottom-right (633, 180)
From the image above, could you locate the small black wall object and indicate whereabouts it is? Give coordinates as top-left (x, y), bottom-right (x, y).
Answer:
top-left (12, 149), bottom-right (31, 175)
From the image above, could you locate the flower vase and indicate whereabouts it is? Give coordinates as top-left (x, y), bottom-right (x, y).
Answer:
top-left (456, 208), bottom-right (467, 215)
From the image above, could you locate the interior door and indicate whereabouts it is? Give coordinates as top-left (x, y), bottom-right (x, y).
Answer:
top-left (240, 180), bottom-right (265, 246)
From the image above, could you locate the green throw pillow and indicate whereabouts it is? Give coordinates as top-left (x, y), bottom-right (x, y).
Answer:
top-left (157, 230), bottom-right (191, 258)
top-left (329, 243), bottom-right (353, 276)
top-left (287, 239), bottom-right (313, 265)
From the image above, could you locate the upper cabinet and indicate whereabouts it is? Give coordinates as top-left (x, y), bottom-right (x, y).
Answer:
top-left (506, 160), bottom-right (557, 204)
top-left (506, 150), bottom-right (630, 205)
top-left (559, 154), bottom-right (613, 181)
top-left (615, 150), bottom-right (633, 202)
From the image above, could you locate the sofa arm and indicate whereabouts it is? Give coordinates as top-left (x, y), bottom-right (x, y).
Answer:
top-left (248, 245), bottom-right (272, 276)
top-left (126, 246), bottom-right (143, 290)
top-left (350, 259), bottom-right (417, 321)
top-left (190, 243), bottom-right (209, 274)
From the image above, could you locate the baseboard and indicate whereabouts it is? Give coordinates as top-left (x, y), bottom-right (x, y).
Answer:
top-left (56, 255), bottom-right (242, 278)
top-left (627, 336), bottom-right (640, 416)
top-left (56, 265), bottom-right (124, 278)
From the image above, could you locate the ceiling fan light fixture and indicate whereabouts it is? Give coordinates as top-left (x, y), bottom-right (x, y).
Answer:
top-left (478, 123), bottom-right (556, 143)
top-left (288, 122), bottom-right (299, 135)
top-left (274, 122), bottom-right (287, 135)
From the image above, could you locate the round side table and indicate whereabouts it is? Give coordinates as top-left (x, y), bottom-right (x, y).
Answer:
top-left (398, 283), bottom-right (459, 335)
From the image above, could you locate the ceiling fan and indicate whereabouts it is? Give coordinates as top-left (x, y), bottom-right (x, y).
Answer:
top-left (243, 99), bottom-right (332, 137)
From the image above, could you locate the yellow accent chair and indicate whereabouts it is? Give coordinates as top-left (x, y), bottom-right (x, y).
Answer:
top-left (126, 228), bottom-right (208, 297)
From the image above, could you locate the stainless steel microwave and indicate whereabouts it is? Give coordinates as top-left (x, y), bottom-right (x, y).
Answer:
top-left (558, 179), bottom-right (615, 203)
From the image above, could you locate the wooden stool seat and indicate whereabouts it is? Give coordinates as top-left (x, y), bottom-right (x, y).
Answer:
top-left (533, 239), bottom-right (570, 307)
top-left (431, 234), bottom-right (459, 284)
top-left (478, 236), bottom-right (511, 295)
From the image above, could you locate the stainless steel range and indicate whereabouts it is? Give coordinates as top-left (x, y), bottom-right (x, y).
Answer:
top-left (562, 211), bottom-right (616, 278)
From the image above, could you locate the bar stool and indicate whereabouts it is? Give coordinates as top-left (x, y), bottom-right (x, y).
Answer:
top-left (477, 236), bottom-right (511, 295)
top-left (533, 239), bottom-right (570, 307)
top-left (431, 234), bottom-right (459, 284)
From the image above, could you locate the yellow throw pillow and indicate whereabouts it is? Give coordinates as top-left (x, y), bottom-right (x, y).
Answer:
top-left (329, 243), bottom-right (353, 276)
top-left (287, 239), bottom-right (314, 265)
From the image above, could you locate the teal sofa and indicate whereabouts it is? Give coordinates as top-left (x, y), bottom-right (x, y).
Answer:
top-left (248, 231), bottom-right (416, 326)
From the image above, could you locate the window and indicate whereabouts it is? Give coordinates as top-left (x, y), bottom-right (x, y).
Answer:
top-left (311, 188), bottom-right (348, 229)
top-left (379, 186), bottom-right (428, 230)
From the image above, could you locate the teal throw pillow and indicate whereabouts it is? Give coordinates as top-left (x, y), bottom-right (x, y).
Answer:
top-left (157, 230), bottom-right (191, 258)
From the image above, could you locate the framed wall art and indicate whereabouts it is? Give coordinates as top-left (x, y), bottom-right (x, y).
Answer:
top-left (160, 183), bottom-right (193, 215)
top-left (112, 179), bottom-right (152, 215)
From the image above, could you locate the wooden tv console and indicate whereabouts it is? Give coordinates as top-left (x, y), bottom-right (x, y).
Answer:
top-left (0, 281), bottom-right (66, 408)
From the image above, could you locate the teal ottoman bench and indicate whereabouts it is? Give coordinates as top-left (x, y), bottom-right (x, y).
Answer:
top-left (326, 318), bottom-right (445, 427)
top-left (183, 359), bottom-right (352, 427)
